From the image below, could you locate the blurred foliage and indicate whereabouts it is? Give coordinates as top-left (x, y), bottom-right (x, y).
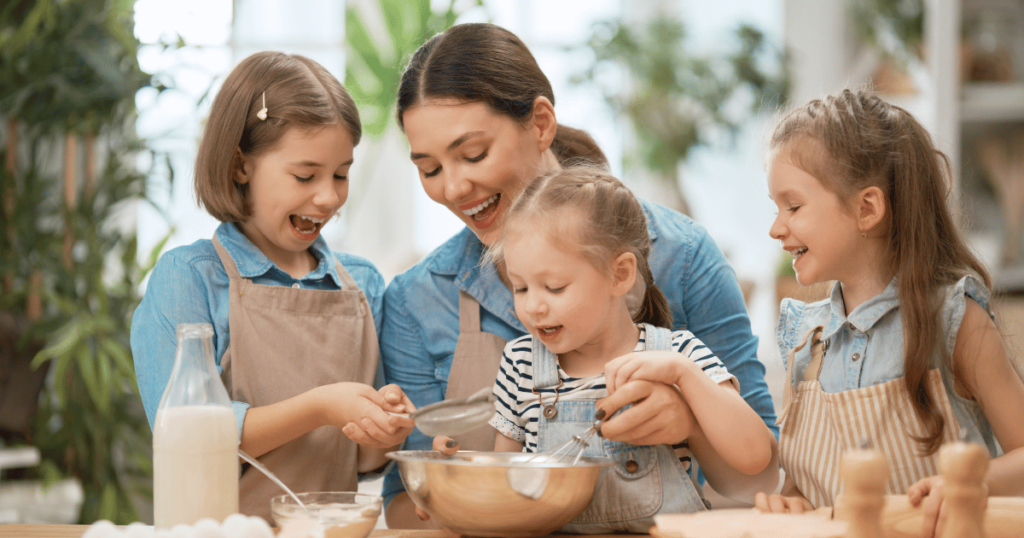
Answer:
top-left (0, 0), bottom-right (167, 524)
top-left (344, 0), bottom-right (483, 138)
top-left (850, 0), bottom-right (924, 68)
top-left (576, 16), bottom-right (790, 214)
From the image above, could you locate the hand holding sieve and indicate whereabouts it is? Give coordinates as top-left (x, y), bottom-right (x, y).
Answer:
top-left (390, 387), bottom-right (496, 437)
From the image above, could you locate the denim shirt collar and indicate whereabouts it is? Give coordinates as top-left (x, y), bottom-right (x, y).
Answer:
top-left (425, 227), bottom-right (523, 330)
top-left (216, 222), bottom-right (342, 286)
top-left (822, 278), bottom-right (899, 341)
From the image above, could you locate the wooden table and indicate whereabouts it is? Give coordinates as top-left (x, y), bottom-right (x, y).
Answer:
top-left (0, 527), bottom-right (638, 538)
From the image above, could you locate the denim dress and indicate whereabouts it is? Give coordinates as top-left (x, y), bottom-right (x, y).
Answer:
top-left (532, 324), bottom-right (707, 534)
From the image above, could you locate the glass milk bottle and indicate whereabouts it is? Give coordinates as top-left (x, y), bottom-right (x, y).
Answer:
top-left (153, 323), bottom-right (239, 528)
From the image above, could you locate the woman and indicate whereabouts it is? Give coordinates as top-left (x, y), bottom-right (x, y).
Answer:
top-left (377, 23), bottom-right (778, 527)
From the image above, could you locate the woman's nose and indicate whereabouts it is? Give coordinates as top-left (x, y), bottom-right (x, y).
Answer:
top-left (443, 167), bottom-right (473, 203)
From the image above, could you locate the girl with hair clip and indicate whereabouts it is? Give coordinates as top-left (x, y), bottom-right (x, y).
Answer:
top-left (382, 22), bottom-right (779, 527)
top-left (479, 167), bottom-right (776, 534)
top-left (757, 89), bottom-right (1024, 536)
top-left (131, 51), bottom-right (415, 521)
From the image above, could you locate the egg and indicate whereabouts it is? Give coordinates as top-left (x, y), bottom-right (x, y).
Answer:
top-left (219, 513), bottom-right (251, 538)
top-left (192, 518), bottom-right (226, 538)
top-left (82, 520), bottom-right (121, 538)
top-left (123, 522), bottom-right (154, 538)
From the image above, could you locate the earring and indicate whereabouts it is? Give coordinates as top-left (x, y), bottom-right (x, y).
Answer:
top-left (257, 92), bottom-right (268, 121)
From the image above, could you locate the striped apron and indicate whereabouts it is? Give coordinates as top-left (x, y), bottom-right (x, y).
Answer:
top-left (776, 326), bottom-right (962, 508)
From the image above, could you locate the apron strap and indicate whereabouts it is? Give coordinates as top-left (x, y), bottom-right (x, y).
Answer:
top-left (776, 325), bottom-right (824, 425)
top-left (212, 235), bottom-right (242, 280)
top-left (457, 290), bottom-right (481, 334)
top-left (531, 339), bottom-right (562, 390)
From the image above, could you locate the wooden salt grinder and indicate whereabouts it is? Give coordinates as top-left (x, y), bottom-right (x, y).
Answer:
top-left (938, 441), bottom-right (989, 538)
top-left (835, 447), bottom-right (888, 538)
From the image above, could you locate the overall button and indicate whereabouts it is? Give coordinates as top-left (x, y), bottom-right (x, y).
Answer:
top-left (624, 457), bottom-right (639, 473)
top-left (852, 353), bottom-right (860, 362)
top-left (291, 283), bottom-right (301, 289)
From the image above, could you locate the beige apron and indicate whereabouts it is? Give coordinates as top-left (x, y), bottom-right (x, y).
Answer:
top-left (776, 326), bottom-right (961, 508)
top-left (445, 290), bottom-right (507, 451)
top-left (213, 237), bottom-right (379, 521)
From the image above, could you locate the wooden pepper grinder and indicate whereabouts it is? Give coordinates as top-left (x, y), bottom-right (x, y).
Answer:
top-left (835, 445), bottom-right (888, 538)
top-left (938, 441), bottom-right (989, 538)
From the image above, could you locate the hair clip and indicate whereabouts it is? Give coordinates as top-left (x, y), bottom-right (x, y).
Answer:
top-left (257, 92), bottom-right (268, 121)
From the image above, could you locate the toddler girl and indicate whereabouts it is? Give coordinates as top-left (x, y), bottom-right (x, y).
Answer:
top-left (131, 51), bottom-right (415, 520)
top-left (757, 89), bottom-right (1024, 534)
top-left (486, 167), bottom-right (776, 533)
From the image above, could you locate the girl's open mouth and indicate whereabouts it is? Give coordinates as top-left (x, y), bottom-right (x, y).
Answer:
top-left (537, 325), bottom-right (563, 340)
top-left (290, 214), bottom-right (325, 239)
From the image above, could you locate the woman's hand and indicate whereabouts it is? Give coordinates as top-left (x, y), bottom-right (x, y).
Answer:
top-left (596, 379), bottom-right (696, 446)
top-left (753, 491), bottom-right (814, 514)
top-left (315, 382), bottom-right (415, 448)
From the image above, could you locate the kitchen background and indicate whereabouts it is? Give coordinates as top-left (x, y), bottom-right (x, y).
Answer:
top-left (1, 0), bottom-right (1022, 526)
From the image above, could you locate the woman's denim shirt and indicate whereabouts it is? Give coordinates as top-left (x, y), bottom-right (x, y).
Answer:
top-left (380, 199), bottom-right (776, 506)
top-left (776, 275), bottom-right (1001, 457)
top-left (131, 222), bottom-right (386, 437)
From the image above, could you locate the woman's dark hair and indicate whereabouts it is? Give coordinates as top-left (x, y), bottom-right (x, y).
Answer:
top-left (488, 167), bottom-right (673, 329)
top-left (397, 23), bottom-right (607, 167)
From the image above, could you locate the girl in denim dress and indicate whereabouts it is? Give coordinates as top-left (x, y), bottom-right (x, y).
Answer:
top-left (758, 89), bottom-right (1024, 536)
top-left (481, 167), bottom-right (776, 533)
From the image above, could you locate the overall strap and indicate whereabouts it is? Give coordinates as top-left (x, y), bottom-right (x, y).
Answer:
top-left (642, 324), bottom-right (674, 351)
top-left (776, 325), bottom-right (824, 425)
top-left (531, 340), bottom-right (562, 390)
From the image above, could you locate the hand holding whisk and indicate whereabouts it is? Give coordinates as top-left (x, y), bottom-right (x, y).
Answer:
top-left (525, 412), bottom-right (606, 465)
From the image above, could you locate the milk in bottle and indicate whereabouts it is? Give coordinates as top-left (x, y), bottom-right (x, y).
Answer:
top-left (153, 323), bottom-right (239, 528)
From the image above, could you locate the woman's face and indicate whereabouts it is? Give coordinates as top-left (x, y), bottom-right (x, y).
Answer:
top-left (402, 99), bottom-right (555, 247)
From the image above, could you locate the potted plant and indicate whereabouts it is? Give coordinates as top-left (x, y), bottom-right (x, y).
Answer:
top-left (575, 15), bottom-right (790, 215)
top-left (0, 0), bottom-right (166, 524)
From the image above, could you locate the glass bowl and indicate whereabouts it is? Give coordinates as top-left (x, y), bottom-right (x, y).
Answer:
top-left (270, 491), bottom-right (381, 538)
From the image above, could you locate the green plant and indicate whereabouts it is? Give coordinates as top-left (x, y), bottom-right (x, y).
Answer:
top-left (1, 0), bottom-right (165, 524)
top-left (344, 0), bottom-right (484, 138)
top-left (576, 17), bottom-right (790, 215)
top-left (850, 0), bottom-right (924, 67)
top-left (776, 251), bottom-right (796, 278)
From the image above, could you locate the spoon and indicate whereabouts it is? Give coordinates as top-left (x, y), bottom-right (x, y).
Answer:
top-left (389, 387), bottom-right (496, 437)
top-left (238, 449), bottom-right (310, 516)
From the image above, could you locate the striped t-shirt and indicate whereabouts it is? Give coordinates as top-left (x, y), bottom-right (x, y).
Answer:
top-left (488, 325), bottom-right (737, 464)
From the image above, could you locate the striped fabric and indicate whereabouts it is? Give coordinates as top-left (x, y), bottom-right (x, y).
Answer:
top-left (489, 325), bottom-right (736, 454)
top-left (778, 327), bottom-right (961, 508)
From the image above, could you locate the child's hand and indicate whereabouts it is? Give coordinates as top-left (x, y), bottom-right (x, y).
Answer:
top-left (604, 351), bottom-right (689, 394)
top-left (316, 382), bottom-right (414, 448)
top-left (908, 475), bottom-right (959, 538)
top-left (754, 491), bottom-right (814, 514)
top-left (431, 436), bottom-right (460, 455)
top-left (379, 383), bottom-right (416, 415)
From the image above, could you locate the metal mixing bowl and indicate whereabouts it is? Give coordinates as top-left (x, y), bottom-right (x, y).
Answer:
top-left (387, 450), bottom-right (615, 537)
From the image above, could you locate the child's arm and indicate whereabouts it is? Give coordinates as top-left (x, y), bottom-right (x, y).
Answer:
top-left (240, 382), bottom-right (415, 471)
top-left (754, 474), bottom-right (813, 513)
top-left (495, 431), bottom-right (525, 452)
top-left (604, 350), bottom-right (778, 498)
top-left (907, 300), bottom-right (1024, 536)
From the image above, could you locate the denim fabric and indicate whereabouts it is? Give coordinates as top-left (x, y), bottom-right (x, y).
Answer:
top-left (131, 222), bottom-right (386, 436)
top-left (534, 325), bottom-right (706, 534)
top-left (380, 199), bottom-right (776, 506)
top-left (776, 275), bottom-right (1001, 457)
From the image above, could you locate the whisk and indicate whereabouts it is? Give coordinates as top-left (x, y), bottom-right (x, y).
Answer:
top-left (525, 417), bottom-right (605, 465)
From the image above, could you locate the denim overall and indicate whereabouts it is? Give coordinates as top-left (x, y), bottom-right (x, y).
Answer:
top-left (532, 323), bottom-right (707, 534)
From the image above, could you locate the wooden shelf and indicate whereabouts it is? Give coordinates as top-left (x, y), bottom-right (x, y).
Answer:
top-left (961, 82), bottom-right (1024, 122)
